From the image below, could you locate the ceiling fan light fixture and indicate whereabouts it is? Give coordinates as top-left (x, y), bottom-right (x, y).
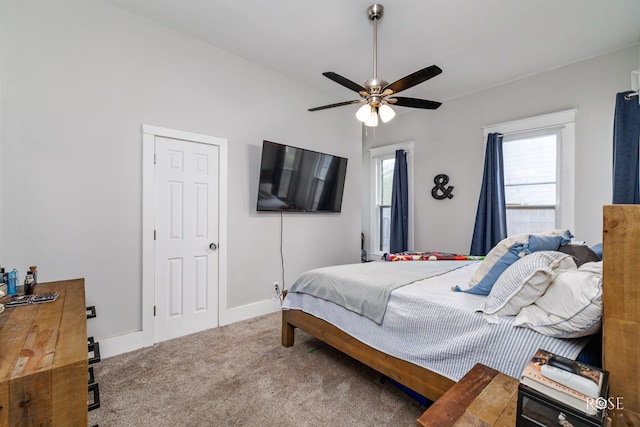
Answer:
top-left (356, 103), bottom-right (373, 122)
top-left (378, 104), bottom-right (395, 123)
top-left (364, 109), bottom-right (379, 127)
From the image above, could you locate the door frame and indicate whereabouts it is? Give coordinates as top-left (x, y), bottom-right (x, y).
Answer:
top-left (142, 124), bottom-right (228, 347)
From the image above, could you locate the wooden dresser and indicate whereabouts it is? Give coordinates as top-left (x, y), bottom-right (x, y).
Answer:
top-left (0, 279), bottom-right (88, 426)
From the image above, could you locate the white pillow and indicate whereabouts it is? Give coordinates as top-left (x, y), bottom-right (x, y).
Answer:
top-left (514, 261), bottom-right (603, 338)
top-left (479, 251), bottom-right (576, 319)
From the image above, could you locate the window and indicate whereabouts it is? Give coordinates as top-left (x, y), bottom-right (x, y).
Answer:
top-left (483, 109), bottom-right (576, 236)
top-left (369, 142), bottom-right (414, 256)
top-left (377, 156), bottom-right (395, 252)
top-left (503, 131), bottom-right (558, 235)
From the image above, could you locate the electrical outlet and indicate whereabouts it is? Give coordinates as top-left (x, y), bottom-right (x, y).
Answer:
top-left (273, 281), bottom-right (281, 298)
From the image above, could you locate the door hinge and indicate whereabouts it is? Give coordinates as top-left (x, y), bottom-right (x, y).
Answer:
top-left (153, 305), bottom-right (156, 316)
top-left (154, 153), bottom-right (157, 165)
top-left (154, 230), bottom-right (156, 240)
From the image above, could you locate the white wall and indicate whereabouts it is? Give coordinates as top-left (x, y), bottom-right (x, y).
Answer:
top-left (364, 44), bottom-right (639, 253)
top-left (0, 0), bottom-right (361, 344)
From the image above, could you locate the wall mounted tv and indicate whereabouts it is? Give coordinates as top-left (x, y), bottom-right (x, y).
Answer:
top-left (257, 141), bottom-right (348, 212)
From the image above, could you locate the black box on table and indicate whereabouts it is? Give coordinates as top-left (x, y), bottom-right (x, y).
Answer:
top-left (516, 348), bottom-right (609, 427)
top-left (517, 383), bottom-right (608, 427)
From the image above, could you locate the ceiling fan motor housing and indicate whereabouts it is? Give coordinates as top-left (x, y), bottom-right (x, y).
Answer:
top-left (364, 78), bottom-right (388, 93)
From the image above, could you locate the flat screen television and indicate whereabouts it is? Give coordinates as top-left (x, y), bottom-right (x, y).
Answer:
top-left (257, 141), bottom-right (348, 212)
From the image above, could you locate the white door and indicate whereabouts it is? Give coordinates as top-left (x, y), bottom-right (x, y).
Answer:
top-left (154, 136), bottom-right (219, 343)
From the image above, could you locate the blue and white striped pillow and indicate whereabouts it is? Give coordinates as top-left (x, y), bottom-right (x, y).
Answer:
top-left (479, 251), bottom-right (576, 318)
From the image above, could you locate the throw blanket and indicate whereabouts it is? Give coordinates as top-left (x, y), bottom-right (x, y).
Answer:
top-left (385, 251), bottom-right (485, 261)
top-left (289, 261), bottom-right (476, 324)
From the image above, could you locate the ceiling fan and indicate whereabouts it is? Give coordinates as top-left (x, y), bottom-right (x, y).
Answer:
top-left (309, 4), bottom-right (442, 127)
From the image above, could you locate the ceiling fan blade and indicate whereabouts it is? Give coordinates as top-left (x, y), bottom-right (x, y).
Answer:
top-left (308, 100), bottom-right (365, 112)
top-left (383, 65), bottom-right (442, 95)
top-left (322, 72), bottom-right (367, 94)
top-left (388, 96), bottom-right (442, 110)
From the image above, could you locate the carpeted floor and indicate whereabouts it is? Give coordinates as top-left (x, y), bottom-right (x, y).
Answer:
top-left (88, 312), bottom-right (427, 426)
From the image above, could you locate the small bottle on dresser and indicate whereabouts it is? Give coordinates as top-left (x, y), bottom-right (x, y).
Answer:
top-left (24, 271), bottom-right (35, 295)
top-left (29, 265), bottom-right (38, 284)
top-left (7, 269), bottom-right (18, 295)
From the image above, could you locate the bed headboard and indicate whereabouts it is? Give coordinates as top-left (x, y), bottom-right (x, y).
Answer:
top-left (603, 204), bottom-right (640, 415)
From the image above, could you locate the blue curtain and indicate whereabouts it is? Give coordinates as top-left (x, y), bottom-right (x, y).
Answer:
top-left (470, 133), bottom-right (507, 256)
top-left (612, 91), bottom-right (640, 204)
top-left (390, 149), bottom-right (408, 253)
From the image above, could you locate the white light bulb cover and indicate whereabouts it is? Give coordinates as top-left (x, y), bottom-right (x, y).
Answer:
top-left (356, 104), bottom-right (372, 122)
top-left (378, 104), bottom-right (396, 123)
top-left (364, 110), bottom-right (379, 127)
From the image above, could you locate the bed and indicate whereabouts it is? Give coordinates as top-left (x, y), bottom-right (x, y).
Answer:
top-left (281, 228), bottom-right (612, 405)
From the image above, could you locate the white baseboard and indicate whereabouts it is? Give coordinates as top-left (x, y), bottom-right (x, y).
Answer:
top-left (97, 298), bottom-right (281, 358)
top-left (98, 330), bottom-right (148, 359)
top-left (219, 297), bottom-right (282, 326)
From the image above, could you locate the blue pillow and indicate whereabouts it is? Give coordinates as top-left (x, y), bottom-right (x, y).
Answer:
top-left (453, 230), bottom-right (572, 295)
top-left (527, 233), bottom-right (572, 253)
top-left (453, 245), bottom-right (522, 295)
top-left (591, 243), bottom-right (603, 260)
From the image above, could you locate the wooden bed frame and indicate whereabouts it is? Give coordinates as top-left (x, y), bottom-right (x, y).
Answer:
top-left (282, 204), bottom-right (640, 415)
top-left (281, 305), bottom-right (455, 402)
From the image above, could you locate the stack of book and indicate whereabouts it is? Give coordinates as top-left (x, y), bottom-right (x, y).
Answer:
top-left (517, 348), bottom-right (609, 427)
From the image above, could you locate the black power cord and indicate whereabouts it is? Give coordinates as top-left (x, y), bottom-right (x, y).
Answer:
top-left (279, 211), bottom-right (286, 302)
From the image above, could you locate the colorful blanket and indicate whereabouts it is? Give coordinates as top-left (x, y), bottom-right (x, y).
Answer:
top-left (385, 251), bottom-right (484, 261)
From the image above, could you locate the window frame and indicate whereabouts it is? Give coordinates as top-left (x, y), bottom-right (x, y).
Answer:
top-left (369, 142), bottom-right (414, 257)
top-left (483, 109), bottom-right (576, 235)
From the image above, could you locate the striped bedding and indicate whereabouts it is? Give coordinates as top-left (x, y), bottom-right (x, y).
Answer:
top-left (282, 261), bottom-right (589, 381)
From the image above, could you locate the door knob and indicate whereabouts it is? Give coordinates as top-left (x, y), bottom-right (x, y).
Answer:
top-left (209, 243), bottom-right (218, 250)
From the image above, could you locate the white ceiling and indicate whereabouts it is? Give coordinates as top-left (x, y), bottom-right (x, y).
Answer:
top-left (102, 0), bottom-right (640, 107)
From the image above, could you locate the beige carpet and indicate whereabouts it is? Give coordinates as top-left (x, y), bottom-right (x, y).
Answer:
top-left (88, 312), bottom-right (427, 427)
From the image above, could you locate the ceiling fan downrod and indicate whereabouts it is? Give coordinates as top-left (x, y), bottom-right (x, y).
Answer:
top-left (366, 4), bottom-right (387, 95)
top-left (368, 4), bottom-right (383, 81)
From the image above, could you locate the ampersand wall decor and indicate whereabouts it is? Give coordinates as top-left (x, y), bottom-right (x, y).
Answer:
top-left (431, 174), bottom-right (454, 200)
